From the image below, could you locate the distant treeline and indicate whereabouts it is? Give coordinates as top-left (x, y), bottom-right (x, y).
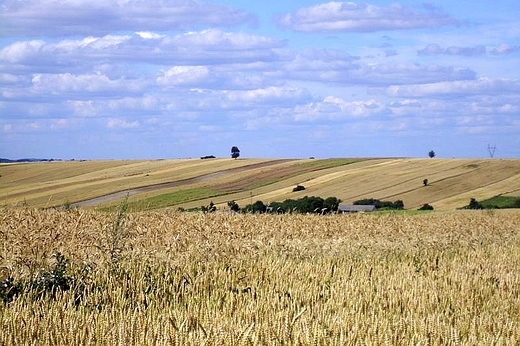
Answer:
top-left (223, 196), bottom-right (342, 214)
top-left (0, 158), bottom-right (63, 163)
top-left (220, 197), bottom-right (406, 214)
top-left (353, 198), bottom-right (404, 210)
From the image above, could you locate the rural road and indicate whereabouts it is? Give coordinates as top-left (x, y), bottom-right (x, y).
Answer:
top-left (71, 159), bottom-right (292, 207)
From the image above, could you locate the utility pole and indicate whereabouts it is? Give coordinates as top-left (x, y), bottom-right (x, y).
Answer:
top-left (487, 144), bottom-right (496, 158)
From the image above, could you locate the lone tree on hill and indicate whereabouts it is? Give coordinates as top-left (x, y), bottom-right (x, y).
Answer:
top-left (428, 150), bottom-right (436, 158)
top-left (231, 146), bottom-right (240, 159)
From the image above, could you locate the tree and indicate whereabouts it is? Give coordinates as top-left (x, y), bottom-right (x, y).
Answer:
top-left (468, 198), bottom-right (483, 210)
top-left (201, 201), bottom-right (217, 213)
top-left (227, 200), bottom-right (240, 212)
top-left (323, 197), bottom-right (341, 213)
top-left (423, 179), bottom-right (428, 186)
top-left (428, 150), bottom-right (436, 158)
top-left (393, 200), bottom-right (404, 210)
top-left (243, 200), bottom-right (266, 213)
top-left (231, 146), bottom-right (240, 159)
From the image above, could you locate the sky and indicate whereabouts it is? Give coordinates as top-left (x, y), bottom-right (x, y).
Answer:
top-left (1, 0), bottom-right (519, 159)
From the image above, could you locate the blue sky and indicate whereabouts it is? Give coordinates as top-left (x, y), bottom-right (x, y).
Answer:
top-left (1, 0), bottom-right (519, 159)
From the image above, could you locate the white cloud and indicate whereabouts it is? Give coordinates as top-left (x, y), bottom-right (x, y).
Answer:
top-left (384, 78), bottom-right (520, 98)
top-left (294, 97), bottom-right (385, 121)
top-left (0, 40), bottom-right (45, 63)
top-left (172, 29), bottom-right (281, 50)
top-left (1, 30), bottom-right (285, 69)
top-left (106, 118), bottom-right (140, 129)
top-left (280, 58), bottom-right (476, 86)
top-left (135, 32), bottom-right (165, 40)
top-left (199, 125), bottom-right (219, 132)
top-left (276, 2), bottom-right (458, 33)
top-left (418, 44), bottom-right (486, 56)
top-left (490, 43), bottom-right (520, 55)
top-left (68, 100), bottom-right (99, 117)
top-left (157, 66), bottom-right (210, 86)
top-left (0, 73), bottom-right (21, 83)
top-left (50, 119), bottom-right (70, 130)
top-left (224, 86), bottom-right (309, 104)
top-left (31, 73), bottom-right (142, 94)
top-left (27, 122), bottom-right (41, 130)
top-left (0, 0), bottom-right (256, 37)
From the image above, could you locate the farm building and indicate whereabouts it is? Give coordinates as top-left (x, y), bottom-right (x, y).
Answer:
top-left (338, 204), bottom-right (377, 213)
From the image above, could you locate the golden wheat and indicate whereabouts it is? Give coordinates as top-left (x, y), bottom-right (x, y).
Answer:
top-left (1, 207), bottom-right (520, 344)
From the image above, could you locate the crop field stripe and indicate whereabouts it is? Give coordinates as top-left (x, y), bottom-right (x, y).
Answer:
top-left (2, 158), bottom-right (520, 211)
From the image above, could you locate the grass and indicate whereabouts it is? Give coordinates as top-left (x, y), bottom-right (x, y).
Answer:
top-left (479, 195), bottom-right (520, 209)
top-left (293, 158), bottom-right (360, 169)
top-left (112, 188), bottom-right (227, 211)
top-left (1, 208), bottom-right (520, 344)
top-left (245, 179), bottom-right (280, 190)
top-left (373, 208), bottom-right (434, 216)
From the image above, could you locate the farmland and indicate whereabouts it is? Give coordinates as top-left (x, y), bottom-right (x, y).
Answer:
top-left (2, 158), bottom-right (520, 344)
top-left (1, 208), bottom-right (520, 344)
top-left (1, 158), bottom-right (520, 211)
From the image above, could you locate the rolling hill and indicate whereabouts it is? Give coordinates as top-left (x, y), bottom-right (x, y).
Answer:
top-left (1, 158), bottom-right (519, 211)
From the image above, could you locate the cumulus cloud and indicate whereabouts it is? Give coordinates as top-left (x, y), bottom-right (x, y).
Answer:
top-left (279, 58), bottom-right (476, 86)
top-left (224, 86), bottom-right (310, 105)
top-left (294, 96), bottom-right (385, 121)
top-left (490, 43), bottom-right (520, 55)
top-left (0, 0), bottom-right (256, 37)
top-left (157, 66), bottom-right (210, 86)
top-left (383, 78), bottom-right (520, 98)
top-left (276, 2), bottom-right (458, 33)
top-left (31, 73), bottom-right (143, 94)
top-left (0, 30), bottom-right (285, 70)
top-left (418, 44), bottom-right (486, 56)
top-left (0, 40), bottom-right (46, 63)
top-left (106, 118), bottom-right (140, 129)
top-left (135, 32), bottom-right (165, 40)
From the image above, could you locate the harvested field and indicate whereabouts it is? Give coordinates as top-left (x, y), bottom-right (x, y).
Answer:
top-left (1, 158), bottom-right (519, 211)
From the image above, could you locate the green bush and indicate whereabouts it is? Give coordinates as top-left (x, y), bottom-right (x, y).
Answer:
top-left (293, 185), bottom-right (306, 192)
top-left (353, 198), bottom-right (404, 210)
top-left (418, 204), bottom-right (434, 211)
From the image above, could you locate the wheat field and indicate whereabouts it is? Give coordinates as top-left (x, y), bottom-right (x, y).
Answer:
top-left (1, 207), bottom-right (520, 345)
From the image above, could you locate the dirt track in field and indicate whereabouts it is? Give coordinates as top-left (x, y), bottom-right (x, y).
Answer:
top-left (71, 159), bottom-right (295, 207)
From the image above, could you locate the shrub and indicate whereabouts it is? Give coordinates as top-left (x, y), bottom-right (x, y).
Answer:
top-left (293, 185), bottom-right (306, 192)
top-left (201, 201), bottom-right (217, 213)
top-left (418, 204), bottom-right (434, 211)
